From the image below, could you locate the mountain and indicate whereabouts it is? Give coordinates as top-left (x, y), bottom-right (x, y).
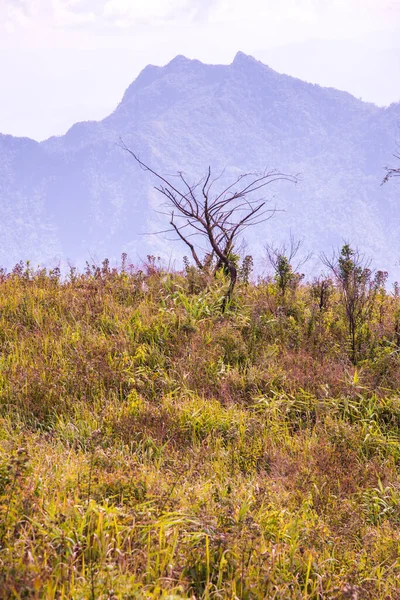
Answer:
top-left (0, 52), bottom-right (399, 274)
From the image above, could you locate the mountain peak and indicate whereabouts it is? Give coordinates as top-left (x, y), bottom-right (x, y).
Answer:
top-left (0, 50), bottom-right (397, 273)
top-left (166, 54), bottom-right (194, 68)
top-left (231, 51), bottom-right (274, 73)
top-left (232, 51), bottom-right (257, 64)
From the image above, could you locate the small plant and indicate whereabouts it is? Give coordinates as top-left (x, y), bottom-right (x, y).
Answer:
top-left (266, 235), bottom-right (310, 302)
top-left (322, 243), bottom-right (383, 363)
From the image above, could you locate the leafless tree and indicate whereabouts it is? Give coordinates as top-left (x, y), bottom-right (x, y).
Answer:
top-left (121, 142), bottom-right (297, 311)
top-left (383, 155), bottom-right (400, 184)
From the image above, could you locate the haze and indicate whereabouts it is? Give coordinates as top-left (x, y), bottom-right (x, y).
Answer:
top-left (1, 0), bottom-right (399, 141)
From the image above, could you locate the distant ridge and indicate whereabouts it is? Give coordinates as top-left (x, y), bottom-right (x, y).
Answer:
top-left (0, 52), bottom-right (399, 272)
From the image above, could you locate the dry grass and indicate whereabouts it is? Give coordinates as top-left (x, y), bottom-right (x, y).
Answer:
top-left (0, 260), bottom-right (400, 598)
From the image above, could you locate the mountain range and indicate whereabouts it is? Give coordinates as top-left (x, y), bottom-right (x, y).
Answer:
top-left (0, 51), bottom-right (399, 274)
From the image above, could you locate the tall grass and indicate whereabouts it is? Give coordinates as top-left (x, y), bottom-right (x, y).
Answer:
top-left (0, 260), bottom-right (400, 598)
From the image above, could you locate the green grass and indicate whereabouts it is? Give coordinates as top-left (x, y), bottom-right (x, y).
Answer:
top-left (0, 262), bottom-right (400, 598)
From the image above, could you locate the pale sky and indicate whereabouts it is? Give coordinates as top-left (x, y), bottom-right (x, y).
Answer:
top-left (1, 0), bottom-right (400, 140)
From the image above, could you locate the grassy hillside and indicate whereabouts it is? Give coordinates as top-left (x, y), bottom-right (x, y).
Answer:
top-left (1, 257), bottom-right (400, 599)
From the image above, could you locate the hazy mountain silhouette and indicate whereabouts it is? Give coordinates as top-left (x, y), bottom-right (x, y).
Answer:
top-left (0, 52), bottom-right (399, 273)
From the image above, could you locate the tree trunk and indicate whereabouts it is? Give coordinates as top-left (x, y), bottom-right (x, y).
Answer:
top-left (221, 261), bottom-right (237, 313)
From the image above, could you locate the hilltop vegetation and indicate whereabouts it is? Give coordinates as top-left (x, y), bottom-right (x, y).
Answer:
top-left (1, 255), bottom-right (400, 598)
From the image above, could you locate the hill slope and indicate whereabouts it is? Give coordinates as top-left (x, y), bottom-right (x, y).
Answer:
top-left (2, 267), bottom-right (400, 597)
top-left (1, 52), bottom-right (399, 271)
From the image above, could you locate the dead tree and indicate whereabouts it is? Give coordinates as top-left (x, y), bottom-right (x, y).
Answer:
top-left (383, 154), bottom-right (400, 184)
top-left (122, 143), bottom-right (297, 311)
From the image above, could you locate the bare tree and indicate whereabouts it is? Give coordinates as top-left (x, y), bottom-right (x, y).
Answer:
top-left (122, 143), bottom-right (297, 311)
top-left (383, 153), bottom-right (400, 184)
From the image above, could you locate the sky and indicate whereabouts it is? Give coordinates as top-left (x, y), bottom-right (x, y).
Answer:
top-left (1, 0), bottom-right (400, 141)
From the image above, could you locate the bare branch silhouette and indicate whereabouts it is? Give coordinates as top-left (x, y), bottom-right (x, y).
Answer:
top-left (121, 141), bottom-right (297, 311)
